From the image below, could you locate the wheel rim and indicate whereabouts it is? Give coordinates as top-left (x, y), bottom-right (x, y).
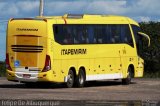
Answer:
top-left (68, 72), bottom-right (73, 86)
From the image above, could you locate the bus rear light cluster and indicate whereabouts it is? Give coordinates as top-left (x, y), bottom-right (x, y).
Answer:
top-left (42, 55), bottom-right (51, 72)
top-left (6, 53), bottom-right (12, 71)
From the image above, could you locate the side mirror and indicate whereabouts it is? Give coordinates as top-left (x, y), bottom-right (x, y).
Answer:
top-left (138, 32), bottom-right (150, 47)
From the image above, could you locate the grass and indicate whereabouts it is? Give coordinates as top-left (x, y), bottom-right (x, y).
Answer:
top-left (143, 71), bottom-right (160, 78)
top-left (0, 70), bottom-right (6, 77)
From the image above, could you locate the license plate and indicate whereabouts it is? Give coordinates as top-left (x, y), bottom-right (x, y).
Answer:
top-left (23, 74), bottom-right (31, 78)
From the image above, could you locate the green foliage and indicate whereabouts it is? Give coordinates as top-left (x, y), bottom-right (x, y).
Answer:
top-left (0, 61), bottom-right (6, 77)
top-left (139, 22), bottom-right (160, 77)
top-left (144, 71), bottom-right (160, 78)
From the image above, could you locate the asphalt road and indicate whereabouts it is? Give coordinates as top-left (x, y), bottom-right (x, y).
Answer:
top-left (0, 77), bottom-right (159, 105)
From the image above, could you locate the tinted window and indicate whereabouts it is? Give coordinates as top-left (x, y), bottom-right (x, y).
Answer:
top-left (131, 25), bottom-right (142, 55)
top-left (120, 25), bottom-right (134, 47)
top-left (53, 24), bottom-right (133, 46)
top-left (86, 25), bottom-right (96, 43)
top-left (131, 25), bottom-right (141, 43)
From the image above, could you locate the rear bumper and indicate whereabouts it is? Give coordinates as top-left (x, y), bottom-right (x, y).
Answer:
top-left (6, 70), bottom-right (63, 83)
top-left (7, 70), bottom-right (38, 82)
top-left (15, 72), bottom-right (38, 82)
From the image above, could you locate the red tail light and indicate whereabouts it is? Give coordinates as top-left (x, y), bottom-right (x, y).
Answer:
top-left (6, 53), bottom-right (12, 71)
top-left (42, 55), bottom-right (51, 72)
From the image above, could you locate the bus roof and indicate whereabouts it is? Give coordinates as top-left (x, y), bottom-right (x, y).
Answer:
top-left (36, 14), bottom-right (139, 26)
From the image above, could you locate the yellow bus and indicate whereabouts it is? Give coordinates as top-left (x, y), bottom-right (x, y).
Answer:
top-left (6, 14), bottom-right (150, 88)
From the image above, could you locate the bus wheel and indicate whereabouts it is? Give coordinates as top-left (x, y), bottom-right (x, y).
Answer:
top-left (76, 69), bottom-right (85, 88)
top-left (122, 67), bottom-right (132, 85)
top-left (66, 70), bottom-right (75, 88)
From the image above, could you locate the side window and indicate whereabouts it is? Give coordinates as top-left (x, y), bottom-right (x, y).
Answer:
top-left (101, 25), bottom-right (107, 43)
top-left (74, 25), bottom-right (82, 44)
top-left (54, 25), bottom-right (65, 44)
top-left (120, 25), bottom-right (134, 47)
top-left (104, 25), bottom-right (112, 43)
top-left (131, 25), bottom-right (141, 44)
top-left (82, 25), bottom-right (88, 44)
top-left (120, 25), bottom-right (127, 43)
top-left (53, 25), bottom-right (74, 44)
top-left (75, 25), bottom-right (88, 44)
top-left (54, 24), bottom-right (90, 44)
top-left (53, 24), bottom-right (134, 45)
top-left (109, 25), bottom-right (115, 43)
top-left (125, 25), bottom-right (134, 47)
top-left (63, 25), bottom-right (74, 44)
top-left (110, 25), bottom-right (121, 43)
top-left (94, 25), bottom-right (103, 44)
top-left (86, 25), bottom-right (96, 43)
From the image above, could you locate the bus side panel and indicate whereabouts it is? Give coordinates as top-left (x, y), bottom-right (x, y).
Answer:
top-left (78, 58), bottom-right (90, 75)
top-left (86, 44), bottom-right (123, 81)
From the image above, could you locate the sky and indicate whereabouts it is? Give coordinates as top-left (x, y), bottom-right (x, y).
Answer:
top-left (0, 0), bottom-right (160, 61)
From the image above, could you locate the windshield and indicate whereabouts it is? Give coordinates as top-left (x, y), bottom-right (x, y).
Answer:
top-left (131, 25), bottom-right (143, 56)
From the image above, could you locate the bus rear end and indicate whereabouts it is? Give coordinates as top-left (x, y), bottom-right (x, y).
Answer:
top-left (6, 18), bottom-right (50, 82)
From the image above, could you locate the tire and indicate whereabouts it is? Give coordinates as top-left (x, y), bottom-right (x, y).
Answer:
top-left (122, 67), bottom-right (132, 85)
top-left (66, 70), bottom-right (75, 88)
top-left (76, 69), bottom-right (85, 88)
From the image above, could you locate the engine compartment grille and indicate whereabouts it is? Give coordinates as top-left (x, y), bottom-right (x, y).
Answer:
top-left (11, 45), bottom-right (43, 53)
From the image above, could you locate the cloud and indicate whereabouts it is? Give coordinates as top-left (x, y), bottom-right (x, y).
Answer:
top-left (139, 16), bottom-right (151, 22)
top-left (16, 1), bottom-right (39, 12)
top-left (45, 0), bottom-right (127, 15)
top-left (85, 1), bottom-right (127, 14)
top-left (0, 2), bottom-right (19, 17)
top-left (45, 1), bottom-right (88, 15)
top-left (44, 0), bottom-right (160, 22)
top-left (0, 0), bottom-right (39, 18)
top-left (136, 0), bottom-right (160, 16)
top-left (128, 0), bottom-right (160, 17)
top-left (0, 0), bottom-right (160, 21)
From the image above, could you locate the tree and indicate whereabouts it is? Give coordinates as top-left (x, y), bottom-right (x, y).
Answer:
top-left (0, 61), bottom-right (5, 77)
top-left (140, 22), bottom-right (160, 77)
